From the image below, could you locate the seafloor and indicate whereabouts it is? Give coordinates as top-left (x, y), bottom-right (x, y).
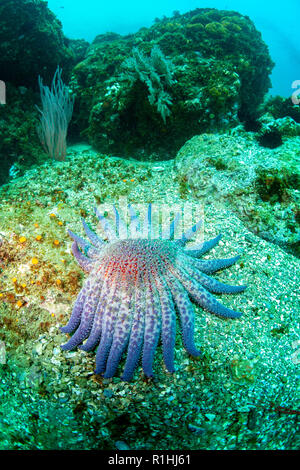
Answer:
top-left (0, 133), bottom-right (299, 450)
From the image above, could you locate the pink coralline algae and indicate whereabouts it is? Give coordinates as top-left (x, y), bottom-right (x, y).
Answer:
top-left (60, 204), bottom-right (246, 381)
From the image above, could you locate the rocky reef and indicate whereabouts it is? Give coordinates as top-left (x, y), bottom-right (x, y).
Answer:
top-left (175, 129), bottom-right (300, 257)
top-left (0, 0), bottom-right (86, 87)
top-left (71, 8), bottom-right (274, 159)
top-left (0, 83), bottom-right (42, 186)
top-left (0, 0), bottom-right (89, 184)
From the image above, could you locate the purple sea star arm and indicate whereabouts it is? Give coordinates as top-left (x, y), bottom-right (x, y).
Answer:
top-left (68, 229), bottom-right (98, 258)
top-left (154, 274), bottom-right (176, 374)
top-left (193, 255), bottom-right (242, 274)
top-left (141, 273), bottom-right (162, 377)
top-left (78, 303), bottom-right (103, 351)
top-left (81, 218), bottom-right (104, 249)
top-left (103, 287), bottom-right (133, 378)
top-left (60, 287), bottom-right (86, 334)
top-left (94, 274), bottom-right (123, 374)
top-left (177, 219), bottom-right (203, 246)
top-left (94, 207), bottom-right (117, 241)
top-left (177, 256), bottom-right (247, 294)
top-left (121, 278), bottom-right (146, 381)
top-left (166, 275), bottom-right (201, 357)
top-left (170, 266), bottom-right (242, 319)
top-left (71, 241), bottom-right (95, 272)
top-left (184, 234), bottom-right (222, 257)
top-left (78, 268), bottom-right (111, 352)
top-left (61, 278), bottom-right (102, 350)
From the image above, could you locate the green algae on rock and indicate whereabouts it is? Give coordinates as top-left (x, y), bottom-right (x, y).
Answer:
top-left (71, 8), bottom-right (274, 160)
top-left (0, 0), bottom-right (75, 88)
top-left (175, 131), bottom-right (300, 257)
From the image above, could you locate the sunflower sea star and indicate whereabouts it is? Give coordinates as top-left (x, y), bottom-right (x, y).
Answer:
top-left (60, 204), bottom-right (246, 381)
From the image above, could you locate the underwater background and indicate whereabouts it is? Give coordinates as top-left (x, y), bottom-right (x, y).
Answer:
top-left (0, 0), bottom-right (299, 451)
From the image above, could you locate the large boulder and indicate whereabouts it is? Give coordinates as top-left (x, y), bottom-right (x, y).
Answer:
top-left (71, 8), bottom-right (274, 159)
top-left (0, 0), bottom-right (76, 87)
top-left (0, 84), bottom-right (42, 186)
top-left (0, 1), bottom-right (89, 185)
top-left (175, 131), bottom-right (300, 257)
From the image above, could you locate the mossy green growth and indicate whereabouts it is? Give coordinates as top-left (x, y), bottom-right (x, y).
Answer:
top-left (255, 165), bottom-right (300, 203)
top-left (71, 7), bottom-right (273, 160)
top-left (263, 95), bottom-right (300, 124)
top-left (205, 22), bottom-right (228, 37)
top-left (0, 0), bottom-right (76, 87)
top-left (0, 84), bottom-right (46, 185)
